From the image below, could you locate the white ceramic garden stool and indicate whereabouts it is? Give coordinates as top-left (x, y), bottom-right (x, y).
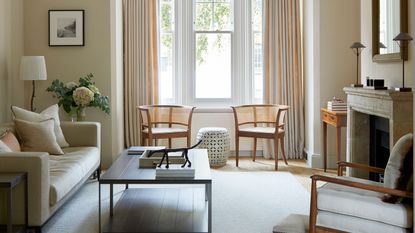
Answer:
top-left (196, 127), bottom-right (230, 167)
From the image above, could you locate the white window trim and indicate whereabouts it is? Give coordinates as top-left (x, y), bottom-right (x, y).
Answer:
top-left (164, 0), bottom-right (260, 107)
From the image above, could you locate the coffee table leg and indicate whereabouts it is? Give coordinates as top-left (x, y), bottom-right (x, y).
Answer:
top-left (207, 183), bottom-right (212, 233)
top-left (110, 184), bottom-right (113, 217)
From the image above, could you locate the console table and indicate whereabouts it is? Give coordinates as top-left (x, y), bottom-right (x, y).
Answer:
top-left (321, 108), bottom-right (347, 172)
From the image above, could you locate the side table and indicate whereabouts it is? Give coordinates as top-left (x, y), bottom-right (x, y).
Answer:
top-left (321, 108), bottom-right (347, 172)
top-left (196, 127), bottom-right (230, 167)
top-left (0, 173), bottom-right (28, 233)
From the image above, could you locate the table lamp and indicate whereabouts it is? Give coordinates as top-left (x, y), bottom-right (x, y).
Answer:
top-left (350, 42), bottom-right (365, 87)
top-left (20, 56), bottom-right (47, 111)
top-left (393, 32), bottom-right (412, 92)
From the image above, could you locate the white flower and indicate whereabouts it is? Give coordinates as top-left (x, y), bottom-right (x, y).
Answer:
top-left (73, 87), bottom-right (94, 106)
top-left (65, 81), bottom-right (78, 89)
top-left (89, 85), bottom-right (100, 94)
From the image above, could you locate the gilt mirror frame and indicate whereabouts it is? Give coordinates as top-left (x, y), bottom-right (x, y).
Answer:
top-left (372, 0), bottom-right (408, 62)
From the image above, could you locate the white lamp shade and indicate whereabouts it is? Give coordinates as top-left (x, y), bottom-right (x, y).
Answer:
top-left (20, 56), bottom-right (47, 81)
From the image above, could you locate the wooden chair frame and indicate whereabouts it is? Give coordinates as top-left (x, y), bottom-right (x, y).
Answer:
top-left (231, 104), bottom-right (289, 170)
top-left (309, 161), bottom-right (413, 233)
top-left (138, 105), bottom-right (195, 148)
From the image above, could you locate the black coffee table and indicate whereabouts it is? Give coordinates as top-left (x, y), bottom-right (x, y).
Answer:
top-left (98, 148), bottom-right (212, 233)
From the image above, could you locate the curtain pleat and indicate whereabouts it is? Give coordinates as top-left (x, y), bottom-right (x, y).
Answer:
top-left (123, 0), bottom-right (159, 147)
top-left (263, 0), bottom-right (304, 159)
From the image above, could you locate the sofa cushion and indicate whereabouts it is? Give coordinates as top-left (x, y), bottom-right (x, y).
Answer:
top-left (0, 131), bottom-right (21, 152)
top-left (317, 210), bottom-right (409, 233)
top-left (12, 105), bottom-right (69, 148)
top-left (49, 147), bottom-right (99, 205)
top-left (0, 140), bottom-right (12, 152)
top-left (15, 119), bottom-right (64, 155)
top-left (317, 176), bottom-right (413, 228)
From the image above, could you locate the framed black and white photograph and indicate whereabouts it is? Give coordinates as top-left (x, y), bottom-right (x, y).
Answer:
top-left (49, 10), bottom-right (84, 46)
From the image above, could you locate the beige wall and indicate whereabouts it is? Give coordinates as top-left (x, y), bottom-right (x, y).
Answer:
top-left (304, 0), bottom-right (360, 168)
top-left (0, 0), bottom-right (24, 123)
top-left (23, 0), bottom-right (116, 167)
top-left (361, 0), bottom-right (413, 88)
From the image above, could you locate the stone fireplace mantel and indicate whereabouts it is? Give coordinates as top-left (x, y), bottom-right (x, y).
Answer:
top-left (344, 87), bottom-right (413, 177)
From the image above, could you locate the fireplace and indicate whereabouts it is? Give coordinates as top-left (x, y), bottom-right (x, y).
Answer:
top-left (369, 115), bottom-right (389, 182)
top-left (344, 87), bottom-right (413, 179)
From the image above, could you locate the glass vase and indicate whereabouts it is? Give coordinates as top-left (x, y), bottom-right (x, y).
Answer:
top-left (76, 106), bottom-right (86, 121)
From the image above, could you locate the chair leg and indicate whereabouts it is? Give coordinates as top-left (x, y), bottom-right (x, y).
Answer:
top-left (155, 139), bottom-right (158, 146)
top-left (140, 135), bottom-right (145, 146)
top-left (280, 136), bottom-right (288, 165)
top-left (274, 138), bottom-right (279, 170)
top-left (253, 138), bottom-right (257, 161)
top-left (187, 136), bottom-right (190, 147)
top-left (148, 135), bottom-right (153, 146)
top-left (235, 136), bottom-right (240, 167)
top-left (169, 138), bottom-right (172, 148)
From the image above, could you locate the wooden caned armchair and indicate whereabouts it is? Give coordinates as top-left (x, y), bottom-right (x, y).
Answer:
top-left (137, 105), bottom-right (195, 148)
top-left (309, 133), bottom-right (413, 233)
top-left (231, 104), bottom-right (289, 170)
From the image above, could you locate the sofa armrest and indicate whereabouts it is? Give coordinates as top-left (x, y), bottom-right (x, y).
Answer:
top-left (60, 122), bottom-right (101, 149)
top-left (0, 152), bottom-right (50, 226)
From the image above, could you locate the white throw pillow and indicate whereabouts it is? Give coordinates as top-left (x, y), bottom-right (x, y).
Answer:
top-left (0, 140), bottom-right (12, 153)
top-left (11, 105), bottom-right (69, 148)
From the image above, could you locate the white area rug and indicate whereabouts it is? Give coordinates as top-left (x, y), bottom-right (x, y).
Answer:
top-left (42, 171), bottom-right (310, 233)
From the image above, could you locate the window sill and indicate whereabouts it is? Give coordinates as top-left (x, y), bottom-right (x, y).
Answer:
top-left (194, 107), bottom-right (233, 113)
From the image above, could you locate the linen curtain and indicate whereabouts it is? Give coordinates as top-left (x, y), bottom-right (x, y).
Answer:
top-left (123, 0), bottom-right (159, 147)
top-left (263, 0), bottom-right (304, 159)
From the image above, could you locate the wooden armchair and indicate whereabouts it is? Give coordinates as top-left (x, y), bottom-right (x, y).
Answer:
top-left (137, 105), bottom-right (195, 148)
top-left (309, 134), bottom-right (414, 233)
top-left (231, 104), bottom-right (289, 170)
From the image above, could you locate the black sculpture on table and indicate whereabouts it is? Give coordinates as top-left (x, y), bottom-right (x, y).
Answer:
top-left (148, 140), bottom-right (203, 168)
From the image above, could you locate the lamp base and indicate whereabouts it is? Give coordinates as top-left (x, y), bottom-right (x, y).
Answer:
top-left (351, 84), bottom-right (363, 87)
top-left (394, 87), bottom-right (412, 92)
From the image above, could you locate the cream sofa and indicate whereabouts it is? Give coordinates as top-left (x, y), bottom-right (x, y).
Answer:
top-left (0, 121), bottom-right (101, 231)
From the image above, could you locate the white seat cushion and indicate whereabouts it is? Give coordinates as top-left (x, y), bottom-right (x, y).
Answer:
top-left (239, 127), bottom-right (283, 134)
top-left (49, 147), bottom-right (100, 205)
top-left (317, 210), bottom-right (409, 233)
top-left (143, 127), bottom-right (187, 134)
top-left (318, 176), bottom-right (413, 228)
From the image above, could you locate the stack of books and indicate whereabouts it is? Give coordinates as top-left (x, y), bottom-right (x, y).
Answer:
top-left (156, 164), bottom-right (195, 179)
top-left (327, 99), bottom-right (347, 112)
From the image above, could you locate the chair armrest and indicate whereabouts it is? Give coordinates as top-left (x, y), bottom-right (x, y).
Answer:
top-left (0, 152), bottom-right (50, 225)
top-left (60, 121), bottom-right (101, 149)
top-left (311, 175), bottom-right (412, 198)
top-left (337, 161), bottom-right (385, 176)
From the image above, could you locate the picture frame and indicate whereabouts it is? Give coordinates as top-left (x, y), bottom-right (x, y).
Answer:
top-left (49, 10), bottom-right (85, 46)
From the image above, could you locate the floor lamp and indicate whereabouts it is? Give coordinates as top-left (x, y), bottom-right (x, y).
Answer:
top-left (393, 32), bottom-right (413, 92)
top-left (20, 56), bottom-right (47, 112)
top-left (350, 42), bottom-right (365, 87)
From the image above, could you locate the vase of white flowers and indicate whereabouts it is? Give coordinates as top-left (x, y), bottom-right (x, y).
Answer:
top-left (46, 73), bottom-right (110, 121)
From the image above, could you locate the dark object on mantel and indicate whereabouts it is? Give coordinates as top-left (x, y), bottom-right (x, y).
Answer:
top-left (395, 87), bottom-right (412, 92)
top-left (365, 79), bottom-right (387, 90)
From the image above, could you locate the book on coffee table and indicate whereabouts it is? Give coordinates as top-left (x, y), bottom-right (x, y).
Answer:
top-left (155, 164), bottom-right (195, 178)
top-left (127, 146), bottom-right (165, 155)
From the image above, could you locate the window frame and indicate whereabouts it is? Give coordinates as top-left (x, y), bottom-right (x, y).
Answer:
top-left (159, 0), bottom-right (263, 107)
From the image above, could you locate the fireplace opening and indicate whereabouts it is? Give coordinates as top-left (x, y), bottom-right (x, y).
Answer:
top-left (369, 115), bottom-right (390, 182)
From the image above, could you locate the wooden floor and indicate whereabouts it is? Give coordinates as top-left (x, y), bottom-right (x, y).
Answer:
top-left (214, 157), bottom-right (337, 191)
